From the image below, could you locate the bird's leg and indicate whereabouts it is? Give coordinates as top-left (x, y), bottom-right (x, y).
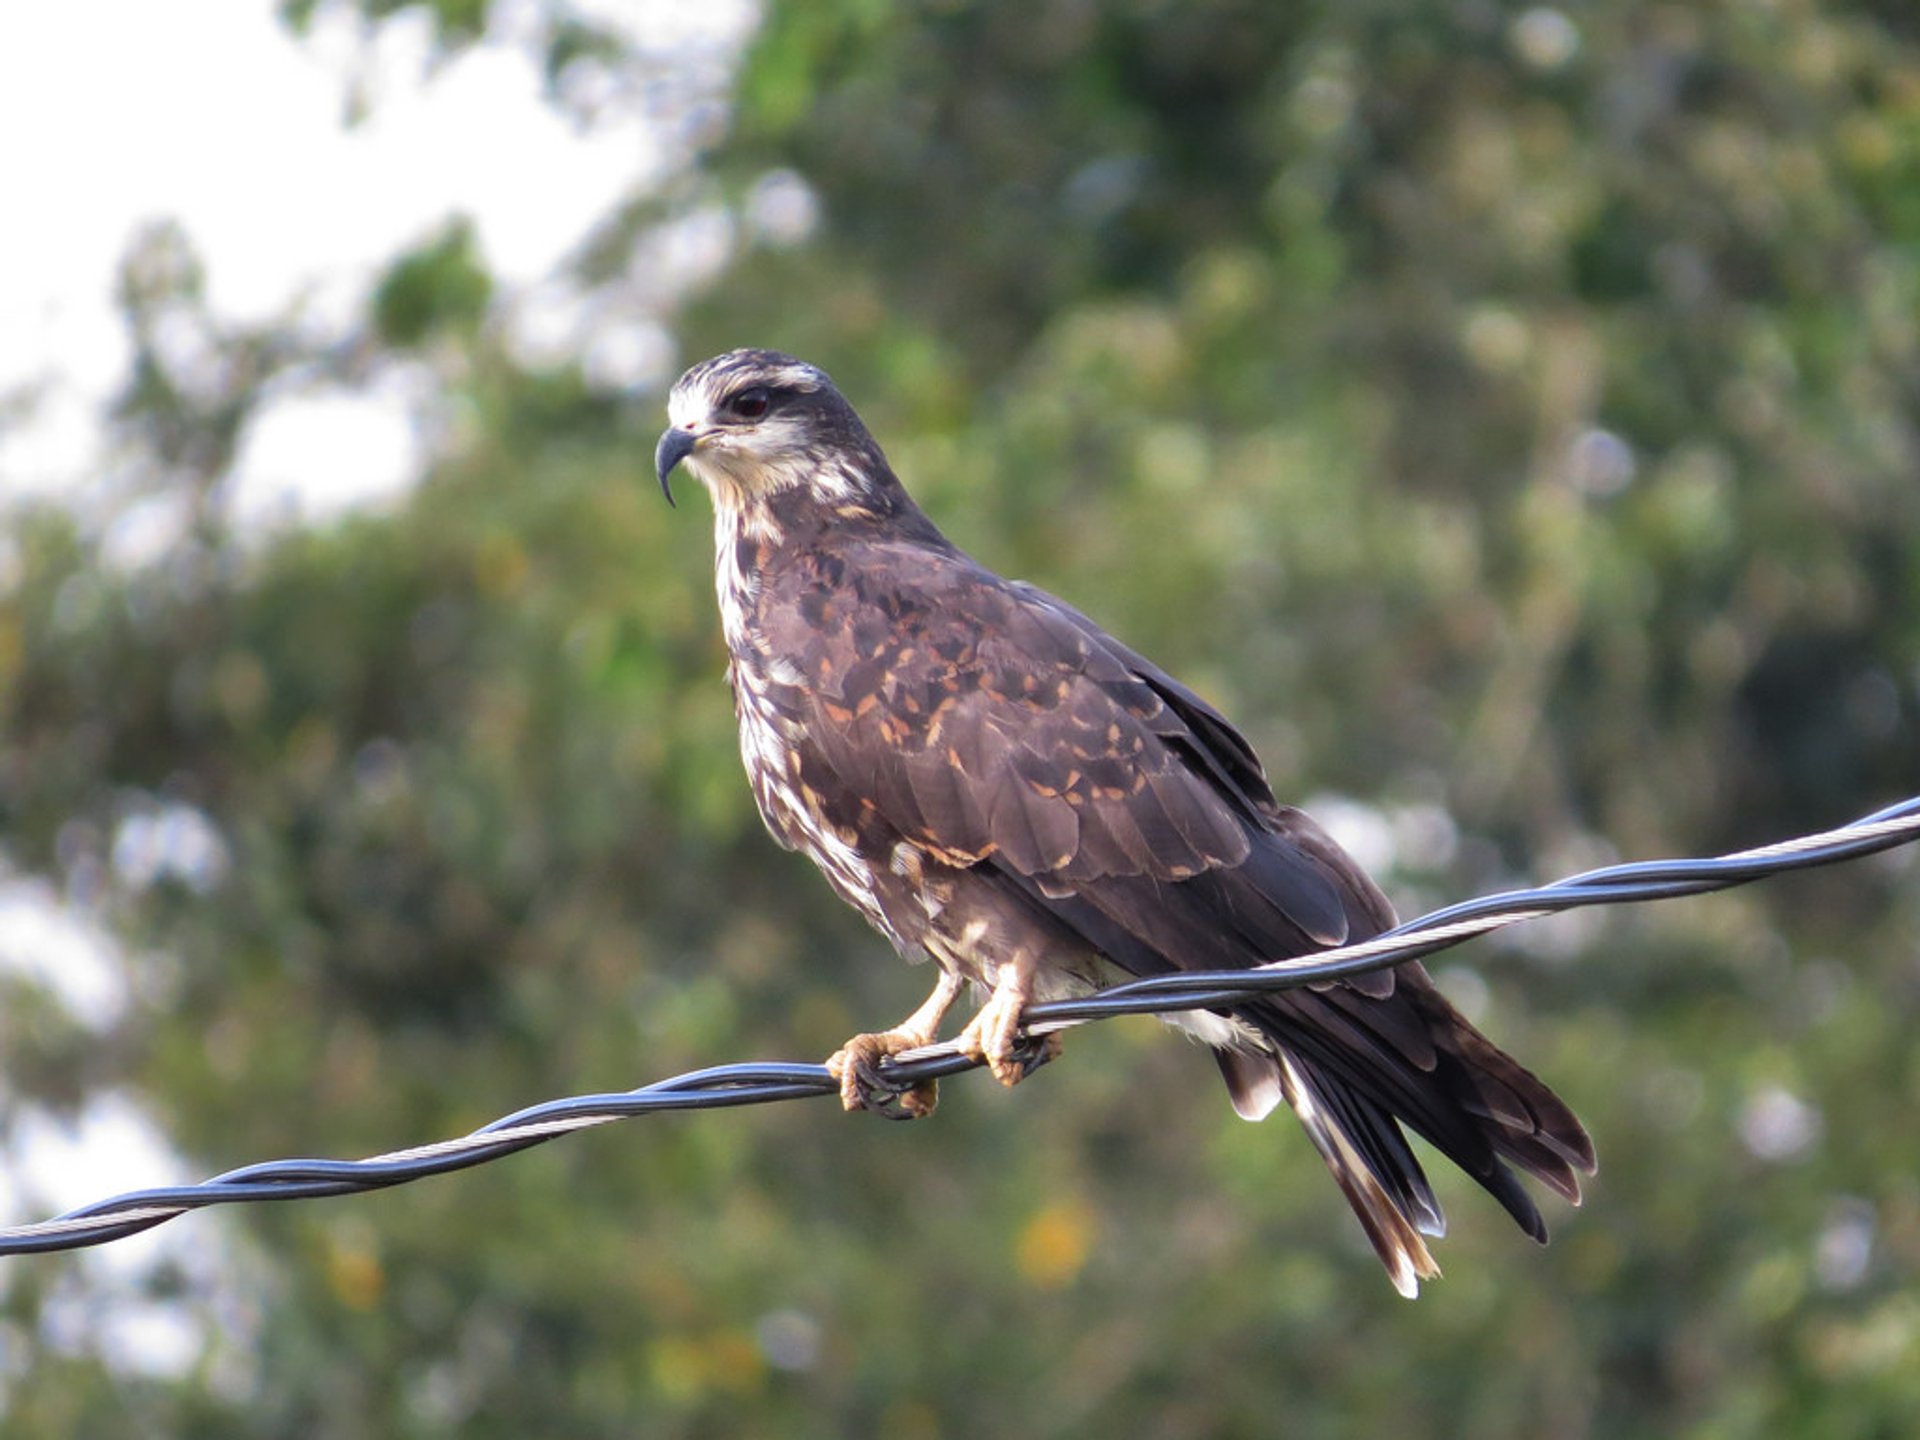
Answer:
top-left (954, 949), bottom-right (1062, 1087)
top-left (827, 968), bottom-right (965, 1119)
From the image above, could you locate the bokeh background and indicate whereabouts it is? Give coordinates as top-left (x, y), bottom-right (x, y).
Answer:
top-left (5, 1), bottom-right (1920, 1434)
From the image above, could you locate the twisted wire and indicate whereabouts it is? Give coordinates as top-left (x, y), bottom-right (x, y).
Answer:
top-left (3, 796), bottom-right (1915, 1257)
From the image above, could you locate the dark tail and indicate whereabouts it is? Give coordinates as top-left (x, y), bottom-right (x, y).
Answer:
top-left (1213, 969), bottom-right (1595, 1297)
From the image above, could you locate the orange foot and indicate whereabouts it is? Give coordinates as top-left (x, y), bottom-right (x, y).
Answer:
top-left (953, 967), bottom-right (1063, 1087)
top-left (827, 1029), bottom-right (941, 1119)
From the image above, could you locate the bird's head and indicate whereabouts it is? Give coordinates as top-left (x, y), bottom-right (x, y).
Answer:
top-left (655, 349), bottom-right (887, 513)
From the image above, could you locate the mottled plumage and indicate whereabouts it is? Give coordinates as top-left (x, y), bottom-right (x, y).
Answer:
top-left (657, 348), bottom-right (1595, 1296)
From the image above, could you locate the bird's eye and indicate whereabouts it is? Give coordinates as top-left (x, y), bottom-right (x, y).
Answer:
top-left (726, 387), bottom-right (773, 421)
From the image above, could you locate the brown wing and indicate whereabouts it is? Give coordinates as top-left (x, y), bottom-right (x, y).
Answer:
top-left (762, 537), bottom-right (1593, 1256)
top-left (759, 538), bottom-right (1358, 953)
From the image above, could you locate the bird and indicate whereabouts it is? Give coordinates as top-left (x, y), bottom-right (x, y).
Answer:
top-left (655, 347), bottom-right (1594, 1296)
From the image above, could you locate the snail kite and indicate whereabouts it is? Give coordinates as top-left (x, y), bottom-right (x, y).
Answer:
top-left (656, 348), bottom-right (1594, 1296)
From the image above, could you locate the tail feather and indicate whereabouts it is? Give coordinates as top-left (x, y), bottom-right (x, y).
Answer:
top-left (1215, 1046), bottom-right (1442, 1233)
top-left (1442, 1012), bottom-right (1594, 1191)
top-left (1276, 1051), bottom-right (1441, 1299)
top-left (1214, 971), bottom-right (1594, 1297)
top-left (1300, 1062), bottom-right (1446, 1237)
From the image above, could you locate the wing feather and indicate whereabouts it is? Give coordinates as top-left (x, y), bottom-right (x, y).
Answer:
top-left (904, 747), bottom-right (989, 854)
top-left (756, 535), bottom-right (1592, 1274)
top-left (763, 540), bottom-right (1308, 899)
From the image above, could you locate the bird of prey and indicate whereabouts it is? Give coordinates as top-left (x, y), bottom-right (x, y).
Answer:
top-left (656, 348), bottom-right (1594, 1296)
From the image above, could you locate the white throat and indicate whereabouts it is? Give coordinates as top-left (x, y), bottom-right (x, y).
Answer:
top-left (712, 503), bottom-right (775, 657)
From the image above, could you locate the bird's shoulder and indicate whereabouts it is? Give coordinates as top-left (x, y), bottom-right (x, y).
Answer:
top-left (760, 537), bottom-right (1161, 753)
top-left (756, 529), bottom-right (1376, 955)
top-left (754, 538), bottom-right (1274, 879)
top-left (770, 538), bottom-right (1276, 803)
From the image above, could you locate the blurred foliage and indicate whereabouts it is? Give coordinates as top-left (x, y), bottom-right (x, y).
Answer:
top-left (5, 0), bottom-right (1920, 1435)
top-left (372, 219), bottom-right (493, 348)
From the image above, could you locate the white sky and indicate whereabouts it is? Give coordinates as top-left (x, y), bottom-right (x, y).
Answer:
top-left (0, 0), bottom-right (755, 1386)
top-left (0, 0), bottom-right (752, 523)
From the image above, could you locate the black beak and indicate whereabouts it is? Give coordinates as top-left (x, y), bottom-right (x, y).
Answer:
top-left (655, 427), bottom-right (698, 506)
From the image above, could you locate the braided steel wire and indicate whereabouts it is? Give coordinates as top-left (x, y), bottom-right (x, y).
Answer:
top-left (2, 796), bottom-right (1915, 1257)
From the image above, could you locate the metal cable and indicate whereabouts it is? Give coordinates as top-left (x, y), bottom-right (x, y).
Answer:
top-left (3, 796), bottom-right (1915, 1257)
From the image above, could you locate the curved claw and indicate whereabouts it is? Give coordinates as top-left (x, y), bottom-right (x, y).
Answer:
top-left (955, 1021), bottom-right (1062, 1088)
top-left (952, 960), bottom-right (1063, 1088)
top-left (827, 1031), bottom-right (941, 1119)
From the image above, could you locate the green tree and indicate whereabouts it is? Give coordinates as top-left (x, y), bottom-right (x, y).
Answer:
top-left (4, 2), bottom-right (1919, 1435)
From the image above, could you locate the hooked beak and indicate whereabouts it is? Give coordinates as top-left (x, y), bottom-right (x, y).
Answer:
top-left (654, 426), bottom-right (700, 506)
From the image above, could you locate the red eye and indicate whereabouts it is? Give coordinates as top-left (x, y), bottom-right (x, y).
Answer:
top-left (728, 387), bottom-right (772, 420)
